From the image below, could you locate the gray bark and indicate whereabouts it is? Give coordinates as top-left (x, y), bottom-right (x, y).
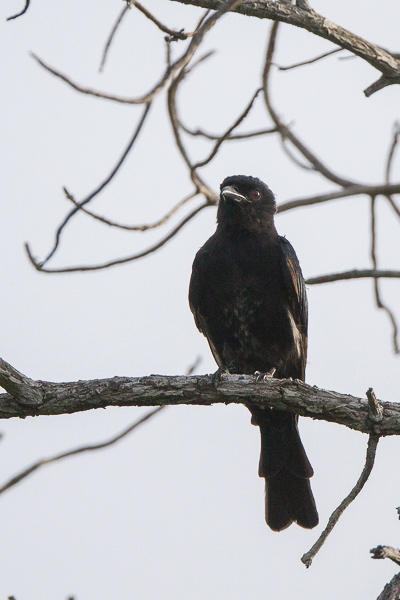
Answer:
top-left (377, 574), bottom-right (400, 600)
top-left (170, 0), bottom-right (400, 96)
top-left (0, 358), bottom-right (398, 435)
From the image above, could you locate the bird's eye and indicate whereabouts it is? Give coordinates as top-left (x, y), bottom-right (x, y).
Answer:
top-left (251, 190), bottom-right (261, 200)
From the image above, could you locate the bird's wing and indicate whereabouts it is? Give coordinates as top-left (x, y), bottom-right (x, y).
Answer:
top-left (279, 236), bottom-right (308, 373)
top-left (189, 247), bottom-right (224, 367)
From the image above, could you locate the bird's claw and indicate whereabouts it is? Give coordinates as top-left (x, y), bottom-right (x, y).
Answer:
top-left (254, 368), bottom-right (276, 383)
top-left (212, 365), bottom-right (230, 386)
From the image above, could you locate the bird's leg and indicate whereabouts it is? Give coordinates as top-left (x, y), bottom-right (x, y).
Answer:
top-left (212, 363), bottom-right (237, 385)
top-left (254, 367), bottom-right (276, 383)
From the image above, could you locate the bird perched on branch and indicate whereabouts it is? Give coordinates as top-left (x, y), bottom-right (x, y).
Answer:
top-left (189, 174), bottom-right (318, 531)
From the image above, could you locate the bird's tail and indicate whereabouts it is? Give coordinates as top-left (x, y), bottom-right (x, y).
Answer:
top-left (252, 408), bottom-right (319, 531)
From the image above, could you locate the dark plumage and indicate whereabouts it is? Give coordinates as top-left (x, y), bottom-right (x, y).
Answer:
top-left (189, 175), bottom-right (318, 531)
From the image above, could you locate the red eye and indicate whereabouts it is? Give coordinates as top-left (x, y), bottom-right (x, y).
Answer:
top-left (251, 190), bottom-right (261, 200)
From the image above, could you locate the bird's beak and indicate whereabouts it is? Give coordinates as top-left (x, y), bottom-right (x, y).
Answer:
top-left (221, 186), bottom-right (247, 203)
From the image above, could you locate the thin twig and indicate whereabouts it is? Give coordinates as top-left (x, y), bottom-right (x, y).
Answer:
top-left (180, 123), bottom-right (278, 141)
top-left (279, 136), bottom-right (316, 171)
top-left (130, 0), bottom-right (197, 40)
top-left (277, 183), bottom-right (400, 213)
top-left (168, 66), bottom-right (217, 200)
top-left (25, 202), bottom-right (209, 273)
top-left (0, 357), bottom-right (202, 496)
top-left (31, 0), bottom-right (242, 106)
top-left (0, 407), bottom-right (165, 496)
top-left (6, 0), bottom-right (30, 21)
top-left (384, 122), bottom-right (400, 219)
top-left (192, 88), bottom-right (264, 170)
top-left (306, 269), bottom-right (400, 285)
top-left (301, 433), bottom-right (380, 568)
top-left (385, 122), bottom-right (400, 184)
top-left (276, 48), bottom-right (343, 71)
top-left (28, 102), bottom-right (152, 268)
top-left (64, 188), bottom-right (199, 231)
top-left (370, 196), bottom-right (400, 353)
top-left (385, 195), bottom-right (400, 219)
top-left (99, 5), bottom-right (130, 72)
top-left (262, 21), bottom-right (356, 189)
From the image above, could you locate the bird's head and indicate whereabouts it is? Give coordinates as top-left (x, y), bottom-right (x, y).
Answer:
top-left (217, 175), bottom-right (277, 231)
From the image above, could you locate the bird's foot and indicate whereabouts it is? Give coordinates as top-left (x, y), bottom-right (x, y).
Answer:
top-left (254, 368), bottom-right (276, 383)
top-left (212, 364), bottom-right (234, 386)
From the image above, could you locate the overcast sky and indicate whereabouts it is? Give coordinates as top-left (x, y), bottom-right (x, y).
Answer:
top-left (1, 1), bottom-right (400, 599)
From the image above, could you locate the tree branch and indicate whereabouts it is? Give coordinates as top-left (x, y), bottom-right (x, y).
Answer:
top-left (301, 433), bottom-right (380, 567)
top-left (262, 21), bottom-right (356, 189)
top-left (25, 201), bottom-right (209, 273)
top-left (31, 0), bottom-right (243, 106)
top-left (99, 4), bottom-right (130, 73)
top-left (371, 546), bottom-right (400, 567)
top-left (306, 269), bottom-right (400, 285)
top-left (64, 188), bottom-right (199, 232)
top-left (276, 48), bottom-right (343, 71)
top-left (6, 0), bottom-right (30, 21)
top-left (171, 0), bottom-right (400, 95)
top-left (0, 406), bottom-right (165, 496)
top-left (376, 574), bottom-right (400, 600)
top-left (277, 183), bottom-right (400, 213)
top-left (27, 102), bottom-right (152, 268)
top-left (0, 359), bottom-right (398, 435)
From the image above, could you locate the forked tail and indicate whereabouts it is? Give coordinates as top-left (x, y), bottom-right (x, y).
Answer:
top-left (252, 408), bottom-right (319, 531)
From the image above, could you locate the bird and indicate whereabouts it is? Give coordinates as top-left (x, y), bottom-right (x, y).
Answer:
top-left (189, 174), bottom-right (318, 531)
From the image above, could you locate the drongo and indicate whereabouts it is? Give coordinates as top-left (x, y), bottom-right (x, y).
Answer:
top-left (189, 175), bottom-right (318, 531)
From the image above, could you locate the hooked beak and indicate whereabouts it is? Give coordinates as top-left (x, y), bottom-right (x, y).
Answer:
top-left (221, 186), bottom-right (247, 203)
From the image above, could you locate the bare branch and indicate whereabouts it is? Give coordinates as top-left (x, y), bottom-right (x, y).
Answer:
top-left (370, 197), bottom-right (399, 353)
top-left (385, 195), bottom-right (400, 220)
top-left (130, 0), bottom-right (206, 40)
top-left (376, 573), bottom-right (400, 600)
top-left (276, 48), bottom-right (343, 71)
top-left (0, 361), bottom-right (399, 435)
top-left (25, 201), bottom-right (209, 273)
top-left (99, 5), bottom-right (130, 73)
top-left (167, 66), bottom-right (217, 200)
top-left (0, 406), bottom-right (165, 496)
top-left (385, 122), bottom-right (400, 185)
top-left (171, 0), bottom-right (400, 95)
top-left (180, 122), bottom-right (278, 140)
top-left (0, 358), bottom-right (41, 407)
top-left (0, 357), bottom-right (202, 497)
top-left (31, 0), bottom-right (243, 106)
top-left (64, 188), bottom-right (199, 232)
top-left (277, 183), bottom-right (400, 213)
top-left (364, 75), bottom-right (397, 98)
top-left (384, 122), bottom-right (400, 219)
top-left (279, 136), bottom-right (316, 171)
top-left (192, 88), bottom-right (264, 170)
top-left (262, 22), bottom-right (356, 188)
top-left (371, 546), bottom-right (400, 567)
top-left (301, 433), bottom-right (380, 568)
top-left (6, 0), bottom-right (30, 21)
top-left (306, 269), bottom-right (400, 285)
top-left (27, 102), bottom-right (152, 268)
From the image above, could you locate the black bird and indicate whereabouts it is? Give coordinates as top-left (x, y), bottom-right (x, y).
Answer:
top-left (189, 175), bottom-right (318, 531)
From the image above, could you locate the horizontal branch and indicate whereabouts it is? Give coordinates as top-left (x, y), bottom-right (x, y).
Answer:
top-left (171, 0), bottom-right (400, 95)
top-left (306, 269), bottom-right (400, 285)
top-left (371, 546), bottom-right (400, 567)
top-left (277, 183), bottom-right (400, 213)
top-left (0, 359), bottom-right (398, 435)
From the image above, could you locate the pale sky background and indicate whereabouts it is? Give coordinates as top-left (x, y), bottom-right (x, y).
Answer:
top-left (1, 1), bottom-right (400, 599)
